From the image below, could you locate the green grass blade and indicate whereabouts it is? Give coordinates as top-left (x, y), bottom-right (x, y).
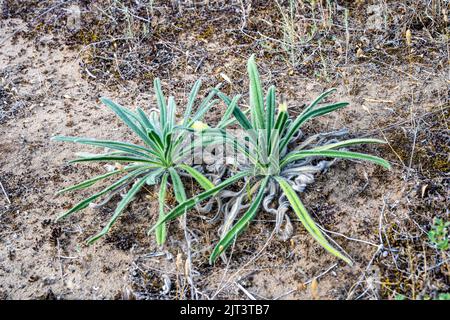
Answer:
top-left (312, 138), bottom-right (387, 151)
top-left (148, 171), bottom-right (250, 233)
top-left (275, 177), bottom-right (353, 265)
top-left (281, 150), bottom-right (391, 169)
top-left (155, 172), bottom-right (169, 245)
top-left (209, 176), bottom-right (269, 263)
top-left (87, 175), bottom-right (148, 244)
top-left (177, 164), bottom-right (214, 190)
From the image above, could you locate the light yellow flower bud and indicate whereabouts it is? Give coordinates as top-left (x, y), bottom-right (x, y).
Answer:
top-left (191, 121), bottom-right (209, 132)
top-left (279, 102), bottom-right (288, 112)
top-left (406, 29), bottom-right (412, 46)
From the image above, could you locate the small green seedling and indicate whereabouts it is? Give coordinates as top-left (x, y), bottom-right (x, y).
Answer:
top-left (53, 79), bottom-right (221, 245)
top-left (428, 218), bottom-right (449, 251)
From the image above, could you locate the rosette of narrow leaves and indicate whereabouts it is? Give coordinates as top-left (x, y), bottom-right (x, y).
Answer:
top-left (53, 79), bottom-right (220, 245)
top-left (149, 55), bottom-right (391, 265)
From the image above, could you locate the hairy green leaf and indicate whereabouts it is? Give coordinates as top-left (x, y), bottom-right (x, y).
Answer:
top-left (155, 172), bottom-right (169, 245)
top-left (276, 177), bottom-right (352, 265)
top-left (149, 171), bottom-right (250, 233)
top-left (281, 150), bottom-right (391, 169)
top-left (312, 138), bottom-right (387, 151)
top-left (87, 176), bottom-right (148, 244)
top-left (210, 176), bottom-right (269, 263)
top-left (177, 164), bottom-right (214, 190)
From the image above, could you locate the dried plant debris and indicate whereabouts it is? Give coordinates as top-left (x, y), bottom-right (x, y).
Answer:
top-left (0, 76), bottom-right (26, 123)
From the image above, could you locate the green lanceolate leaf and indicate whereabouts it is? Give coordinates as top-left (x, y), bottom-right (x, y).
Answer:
top-left (256, 128), bottom-right (270, 168)
top-left (280, 150), bottom-right (391, 169)
top-left (177, 164), bottom-right (214, 190)
top-left (52, 136), bottom-right (158, 159)
top-left (136, 107), bottom-right (156, 132)
top-left (209, 176), bottom-right (269, 264)
top-left (149, 171), bottom-right (250, 233)
top-left (175, 128), bottom-right (256, 165)
top-left (247, 54), bottom-right (265, 129)
top-left (280, 102), bottom-right (349, 152)
top-left (189, 100), bottom-right (221, 128)
top-left (275, 176), bottom-right (353, 265)
top-left (183, 80), bottom-right (202, 125)
top-left (57, 168), bottom-right (149, 220)
top-left (154, 78), bottom-right (167, 126)
top-left (69, 155), bottom-right (162, 166)
top-left (155, 172), bottom-right (169, 245)
top-left (274, 107), bottom-right (288, 134)
top-left (163, 131), bottom-right (173, 163)
top-left (165, 96), bottom-right (176, 135)
top-left (304, 102), bottom-right (349, 121)
top-left (218, 94), bottom-right (241, 129)
top-left (205, 129), bottom-right (256, 161)
top-left (100, 97), bottom-right (155, 147)
top-left (215, 90), bottom-right (253, 130)
top-left (268, 129), bottom-right (281, 173)
top-left (219, 108), bottom-right (251, 129)
top-left (300, 88), bottom-right (337, 116)
top-left (147, 129), bottom-right (164, 150)
top-left (87, 175), bottom-right (148, 244)
top-left (233, 105), bottom-right (253, 131)
top-left (56, 164), bottom-right (143, 195)
top-left (265, 85), bottom-right (276, 153)
top-left (188, 85), bottom-right (222, 126)
top-left (312, 138), bottom-right (387, 151)
top-left (168, 168), bottom-right (187, 203)
top-left (74, 151), bottom-right (123, 158)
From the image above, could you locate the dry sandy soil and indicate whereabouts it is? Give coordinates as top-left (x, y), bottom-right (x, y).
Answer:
top-left (0, 1), bottom-right (448, 300)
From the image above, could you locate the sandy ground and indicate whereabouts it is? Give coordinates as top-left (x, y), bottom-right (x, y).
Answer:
top-left (0, 1), bottom-right (449, 300)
